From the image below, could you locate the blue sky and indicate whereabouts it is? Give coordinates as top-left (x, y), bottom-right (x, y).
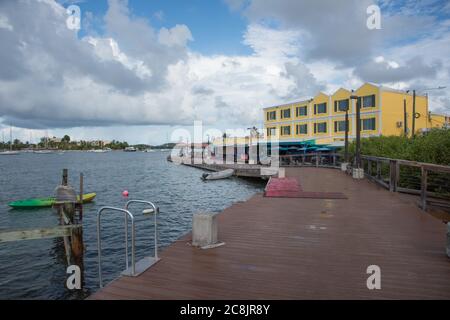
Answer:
top-left (62, 0), bottom-right (252, 55)
top-left (0, 0), bottom-right (449, 144)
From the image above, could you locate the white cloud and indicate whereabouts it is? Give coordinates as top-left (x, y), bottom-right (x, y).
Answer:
top-left (0, 0), bottom-right (322, 134)
top-left (1, 0), bottom-right (448, 145)
top-left (0, 14), bottom-right (13, 31)
top-left (158, 24), bottom-right (193, 47)
top-left (226, 0), bottom-right (450, 114)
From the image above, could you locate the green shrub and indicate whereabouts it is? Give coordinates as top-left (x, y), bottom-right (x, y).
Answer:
top-left (346, 128), bottom-right (450, 165)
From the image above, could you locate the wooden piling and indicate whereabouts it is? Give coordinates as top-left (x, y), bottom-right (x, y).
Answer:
top-left (55, 169), bottom-right (85, 272)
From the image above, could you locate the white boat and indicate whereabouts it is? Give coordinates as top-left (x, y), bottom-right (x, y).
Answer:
top-left (34, 150), bottom-right (54, 154)
top-left (0, 150), bottom-right (19, 155)
top-left (201, 169), bottom-right (234, 181)
top-left (124, 146), bottom-right (137, 152)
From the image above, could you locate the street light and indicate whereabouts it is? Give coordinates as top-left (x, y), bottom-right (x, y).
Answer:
top-left (344, 100), bottom-right (350, 163)
top-left (222, 133), bottom-right (227, 164)
top-left (350, 94), bottom-right (361, 169)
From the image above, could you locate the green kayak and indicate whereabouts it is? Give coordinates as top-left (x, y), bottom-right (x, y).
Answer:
top-left (8, 193), bottom-right (96, 209)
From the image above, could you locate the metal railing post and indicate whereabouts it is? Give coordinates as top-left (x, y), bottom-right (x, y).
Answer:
top-left (97, 206), bottom-right (134, 288)
top-left (125, 200), bottom-right (159, 261)
top-left (421, 167), bottom-right (428, 211)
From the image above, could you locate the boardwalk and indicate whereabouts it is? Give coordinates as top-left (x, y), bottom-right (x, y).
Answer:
top-left (90, 167), bottom-right (450, 300)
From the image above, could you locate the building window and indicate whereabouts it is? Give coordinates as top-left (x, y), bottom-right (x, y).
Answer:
top-left (314, 103), bottom-right (327, 114)
top-left (335, 99), bottom-right (349, 112)
top-left (314, 122), bottom-right (327, 133)
top-left (296, 106), bottom-right (307, 117)
top-left (281, 108), bottom-right (291, 119)
top-left (281, 125), bottom-right (291, 136)
top-left (334, 120), bottom-right (348, 132)
top-left (267, 127), bottom-right (276, 137)
top-left (296, 124), bottom-right (308, 135)
top-left (362, 118), bottom-right (376, 130)
top-left (267, 111), bottom-right (276, 121)
top-left (362, 95), bottom-right (376, 108)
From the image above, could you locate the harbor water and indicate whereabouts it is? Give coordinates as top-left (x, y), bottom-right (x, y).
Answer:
top-left (0, 151), bottom-right (264, 299)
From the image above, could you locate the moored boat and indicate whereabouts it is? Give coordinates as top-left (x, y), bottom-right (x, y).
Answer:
top-left (0, 150), bottom-right (19, 155)
top-left (8, 193), bottom-right (97, 209)
top-left (201, 169), bottom-right (234, 181)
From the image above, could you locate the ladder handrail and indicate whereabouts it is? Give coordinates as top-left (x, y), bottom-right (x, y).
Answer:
top-left (97, 206), bottom-right (135, 288)
top-left (124, 200), bottom-right (159, 267)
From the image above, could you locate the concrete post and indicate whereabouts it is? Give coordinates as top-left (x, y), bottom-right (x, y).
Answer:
top-left (352, 167), bottom-right (364, 179)
top-left (278, 167), bottom-right (285, 178)
top-left (341, 162), bottom-right (349, 172)
top-left (192, 213), bottom-right (218, 248)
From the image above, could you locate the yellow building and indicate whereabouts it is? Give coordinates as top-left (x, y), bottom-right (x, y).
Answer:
top-left (263, 82), bottom-right (449, 146)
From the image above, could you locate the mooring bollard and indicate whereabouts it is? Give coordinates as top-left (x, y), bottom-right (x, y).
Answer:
top-left (192, 212), bottom-right (218, 248)
top-left (352, 167), bottom-right (364, 179)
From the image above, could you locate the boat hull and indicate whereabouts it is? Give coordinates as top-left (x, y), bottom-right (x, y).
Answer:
top-left (202, 169), bottom-right (234, 180)
top-left (8, 193), bottom-right (97, 208)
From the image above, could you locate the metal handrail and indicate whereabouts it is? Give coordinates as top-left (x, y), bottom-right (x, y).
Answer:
top-left (124, 200), bottom-right (159, 267)
top-left (97, 206), bottom-right (135, 288)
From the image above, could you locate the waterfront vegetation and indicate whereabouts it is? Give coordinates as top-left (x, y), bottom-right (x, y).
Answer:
top-left (347, 128), bottom-right (450, 197)
top-left (0, 136), bottom-right (176, 151)
top-left (348, 128), bottom-right (450, 166)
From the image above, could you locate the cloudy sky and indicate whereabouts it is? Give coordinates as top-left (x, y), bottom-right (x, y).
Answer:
top-left (0, 0), bottom-right (449, 144)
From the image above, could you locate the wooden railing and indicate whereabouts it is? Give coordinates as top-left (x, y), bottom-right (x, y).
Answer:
top-left (279, 153), bottom-right (343, 168)
top-left (361, 155), bottom-right (450, 211)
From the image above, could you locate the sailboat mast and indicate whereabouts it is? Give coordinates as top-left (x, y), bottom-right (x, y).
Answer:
top-left (10, 126), bottom-right (12, 151)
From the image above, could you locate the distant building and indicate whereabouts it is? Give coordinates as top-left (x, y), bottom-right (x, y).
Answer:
top-left (263, 82), bottom-right (449, 146)
top-left (48, 136), bottom-right (62, 143)
top-left (90, 140), bottom-right (112, 147)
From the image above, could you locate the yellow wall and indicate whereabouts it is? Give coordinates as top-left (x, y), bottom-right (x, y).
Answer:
top-left (429, 113), bottom-right (449, 129)
top-left (262, 82), bottom-right (447, 146)
top-left (381, 90), bottom-right (428, 137)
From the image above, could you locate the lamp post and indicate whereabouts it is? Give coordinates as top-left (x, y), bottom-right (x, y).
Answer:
top-left (350, 94), bottom-right (363, 179)
top-left (339, 99), bottom-right (350, 172)
top-left (350, 95), bottom-right (360, 168)
top-left (344, 102), bottom-right (349, 163)
top-left (222, 133), bottom-right (226, 164)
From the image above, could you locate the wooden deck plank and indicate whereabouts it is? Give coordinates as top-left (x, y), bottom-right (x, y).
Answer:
top-left (90, 167), bottom-right (450, 300)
